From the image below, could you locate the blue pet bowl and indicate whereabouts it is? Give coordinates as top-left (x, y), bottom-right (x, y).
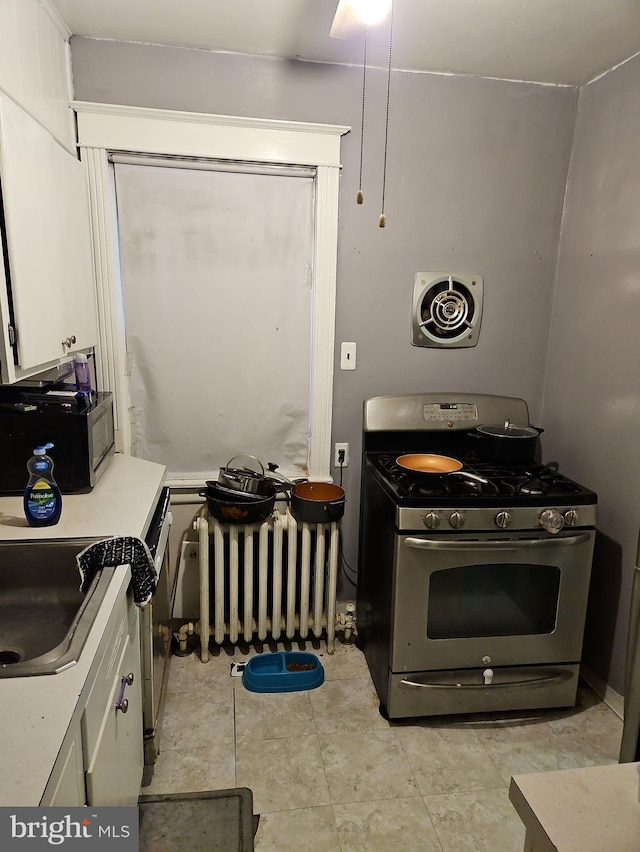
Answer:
top-left (242, 651), bottom-right (324, 693)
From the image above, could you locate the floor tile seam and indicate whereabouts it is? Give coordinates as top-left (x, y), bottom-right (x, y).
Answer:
top-left (315, 724), bottom-right (404, 751)
top-left (232, 686), bottom-right (239, 788)
top-left (328, 795), bottom-right (443, 851)
top-left (311, 673), bottom-right (380, 699)
top-left (468, 720), bottom-right (524, 786)
top-left (405, 794), bottom-right (446, 852)
top-left (471, 729), bottom-right (517, 783)
top-left (393, 717), bottom-right (511, 782)
top-left (148, 740), bottom-right (236, 760)
top-left (256, 803), bottom-right (337, 817)
top-left (331, 793), bottom-right (427, 809)
top-left (165, 686), bottom-right (227, 696)
top-left (312, 717), bottom-right (394, 737)
top-left (401, 762), bottom-right (509, 798)
top-left (396, 726), bottom-right (419, 783)
top-left (236, 730), bottom-right (322, 747)
top-left (236, 731), bottom-right (318, 746)
top-left (165, 684), bottom-right (234, 700)
top-left (396, 721), bottom-right (490, 748)
top-left (327, 790), bottom-right (427, 808)
top-left (323, 672), bottom-right (368, 682)
top-left (309, 729), bottom-right (337, 809)
top-left (315, 729), bottom-right (334, 808)
top-left (415, 777), bottom-right (509, 800)
top-left (160, 692), bottom-right (236, 732)
top-left (421, 782), bottom-right (510, 805)
top-left (478, 737), bottom-right (509, 776)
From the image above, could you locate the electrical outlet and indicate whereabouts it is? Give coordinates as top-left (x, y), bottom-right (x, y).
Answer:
top-left (334, 442), bottom-right (349, 467)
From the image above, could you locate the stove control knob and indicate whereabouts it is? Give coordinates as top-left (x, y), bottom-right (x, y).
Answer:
top-left (564, 508), bottom-right (579, 527)
top-left (448, 511), bottom-right (466, 529)
top-left (424, 511), bottom-right (441, 529)
top-left (495, 510), bottom-right (512, 529)
top-left (539, 508), bottom-right (565, 534)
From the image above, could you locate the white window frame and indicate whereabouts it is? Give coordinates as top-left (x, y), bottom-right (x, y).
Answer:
top-left (73, 101), bottom-right (349, 483)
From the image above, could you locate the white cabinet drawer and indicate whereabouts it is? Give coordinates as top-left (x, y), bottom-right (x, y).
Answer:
top-left (82, 590), bottom-right (136, 766)
top-left (85, 606), bottom-right (142, 806)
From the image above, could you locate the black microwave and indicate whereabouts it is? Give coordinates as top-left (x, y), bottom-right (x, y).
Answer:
top-left (0, 391), bottom-right (115, 494)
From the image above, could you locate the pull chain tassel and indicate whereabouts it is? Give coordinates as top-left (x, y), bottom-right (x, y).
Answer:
top-left (379, 0), bottom-right (394, 227)
top-left (357, 27), bottom-right (368, 205)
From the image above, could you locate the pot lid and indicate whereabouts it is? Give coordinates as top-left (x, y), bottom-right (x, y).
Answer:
top-left (476, 420), bottom-right (539, 439)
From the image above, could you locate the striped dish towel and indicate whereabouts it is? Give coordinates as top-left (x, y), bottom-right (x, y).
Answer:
top-left (76, 536), bottom-right (158, 606)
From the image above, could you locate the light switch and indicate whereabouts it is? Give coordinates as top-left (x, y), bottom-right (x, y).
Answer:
top-left (340, 342), bottom-right (357, 370)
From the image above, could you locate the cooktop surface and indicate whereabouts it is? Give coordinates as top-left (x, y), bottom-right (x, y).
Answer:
top-left (365, 453), bottom-right (598, 507)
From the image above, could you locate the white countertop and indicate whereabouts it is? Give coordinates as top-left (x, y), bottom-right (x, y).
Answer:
top-left (509, 762), bottom-right (640, 851)
top-left (0, 453), bottom-right (166, 541)
top-left (0, 453), bottom-right (166, 806)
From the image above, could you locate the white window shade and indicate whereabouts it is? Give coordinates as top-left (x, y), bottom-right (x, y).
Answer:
top-left (113, 160), bottom-right (315, 481)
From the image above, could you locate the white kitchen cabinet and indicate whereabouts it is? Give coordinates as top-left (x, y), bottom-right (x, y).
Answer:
top-left (0, 93), bottom-right (97, 383)
top-left (40, 584), bottom-right (144, 807)
top-left (83, 589), bottom-right (143, 806)
top-left (40, 719), bottom-right (85, 807)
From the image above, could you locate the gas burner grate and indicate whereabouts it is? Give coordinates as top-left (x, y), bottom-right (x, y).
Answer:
top-left (399, 473), bottom-right (488, 499)
top-left (370, 454), bottom-right (586, 502)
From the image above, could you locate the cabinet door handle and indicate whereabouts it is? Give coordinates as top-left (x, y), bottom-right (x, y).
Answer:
top-left (115, 672), bottom-right (134, 713)
top-left (61, 335), bottom-right (77, 348)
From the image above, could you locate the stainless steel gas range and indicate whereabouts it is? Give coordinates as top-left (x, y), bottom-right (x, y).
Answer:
top-left (357, 393), bottom-right (597, 719)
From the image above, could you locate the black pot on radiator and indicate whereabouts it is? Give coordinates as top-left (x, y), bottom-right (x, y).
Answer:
top-left (200, 482), bottom-right (276, 523)
top-left (290, 482), bottom-right (345, 524)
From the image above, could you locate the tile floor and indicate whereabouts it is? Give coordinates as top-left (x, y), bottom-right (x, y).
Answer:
top-left (143, 638), bottom-right (623, 851)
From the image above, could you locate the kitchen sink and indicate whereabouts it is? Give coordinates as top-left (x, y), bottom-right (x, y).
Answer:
top-left (0, 538), bottom-right (113, 677)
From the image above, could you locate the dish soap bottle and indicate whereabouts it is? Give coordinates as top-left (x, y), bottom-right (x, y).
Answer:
top-left (24, 443), bottom-right (62, 527)
top-left (73, 353), bottom-right (92, 393)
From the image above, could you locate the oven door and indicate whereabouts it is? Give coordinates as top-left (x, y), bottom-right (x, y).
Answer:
top-left (391, 529), bottom-right (595, 673)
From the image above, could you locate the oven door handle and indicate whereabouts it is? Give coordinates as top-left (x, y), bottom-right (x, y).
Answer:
top-left (400, 670), bottom-right (572, 690)
top-left (404, 533), bottom-right (591, 551)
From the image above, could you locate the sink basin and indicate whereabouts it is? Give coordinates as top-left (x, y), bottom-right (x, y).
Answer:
top-left (0, 538), bottom-right (114, 677)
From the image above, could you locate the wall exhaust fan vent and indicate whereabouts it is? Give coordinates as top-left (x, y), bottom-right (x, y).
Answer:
top-left (411, 272), bottom-right (483, 348)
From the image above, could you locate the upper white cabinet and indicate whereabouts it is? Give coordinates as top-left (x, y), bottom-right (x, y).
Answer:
top-left (0, 0), bottom-right (76, 152)
top-left (0, 0), bottom-right (95, 383)
top-left (0, 94), bottom-right (97, 382)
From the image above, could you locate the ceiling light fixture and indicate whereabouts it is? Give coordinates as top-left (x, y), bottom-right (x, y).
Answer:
top-left (330, 0), bottom-right (391, 39)
top-left (353, 0), bottom-right (392, 26)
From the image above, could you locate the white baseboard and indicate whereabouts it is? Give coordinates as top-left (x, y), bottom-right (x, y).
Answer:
top-left (580, 663), bottom-right (624, 720)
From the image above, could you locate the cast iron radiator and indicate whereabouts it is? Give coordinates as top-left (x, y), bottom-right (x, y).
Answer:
top-left (192, 508), bottom-right (339, 659)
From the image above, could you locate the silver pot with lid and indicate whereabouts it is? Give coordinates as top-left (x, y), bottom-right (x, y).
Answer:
top-left (218, 454), bottom-right (304, 494)
top-left (218, 455), bottom-right (267, 494)
top-left (476, 420), bottom-right (541, 439)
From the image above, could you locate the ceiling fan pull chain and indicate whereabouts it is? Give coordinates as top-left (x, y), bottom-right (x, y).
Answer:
top-left (357, 26), bottom-right (368, 205)
top-left (379, 0), bottom-right (394, 228)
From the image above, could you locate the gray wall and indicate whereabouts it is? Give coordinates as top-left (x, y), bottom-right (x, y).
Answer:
top-left (70, 39), bottom-right (577, 597)
top-left (541, 53), bottom-right (640, 694)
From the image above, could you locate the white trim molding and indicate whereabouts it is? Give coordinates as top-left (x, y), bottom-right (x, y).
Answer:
top-left (73, 102), bottom-right (348, 167)
top-left (74, 101), bottom-right (349, 479)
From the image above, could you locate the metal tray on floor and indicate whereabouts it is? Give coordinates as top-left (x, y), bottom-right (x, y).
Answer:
top-left (139, 787), bottom-right (255, 852)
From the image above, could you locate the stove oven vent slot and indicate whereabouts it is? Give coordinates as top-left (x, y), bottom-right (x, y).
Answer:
top-left (190, 508), bottom-right (339, 660)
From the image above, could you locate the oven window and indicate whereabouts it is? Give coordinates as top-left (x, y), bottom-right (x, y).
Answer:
top-left (427, 563), bottom-right (561, 639)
